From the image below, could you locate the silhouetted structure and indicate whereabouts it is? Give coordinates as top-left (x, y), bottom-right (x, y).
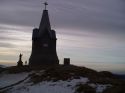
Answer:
top-left (25, 61), bottom-right (27, 65)
top-left (64, 58), bottom-right (70, 66)
top-left (29, 2), bottom-right (59, 66)
top-left (17, 53), bottom-right (23, 67)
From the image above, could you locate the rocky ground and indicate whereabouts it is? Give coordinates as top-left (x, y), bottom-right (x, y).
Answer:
top-left (0, 65), bottom-right (125, 93)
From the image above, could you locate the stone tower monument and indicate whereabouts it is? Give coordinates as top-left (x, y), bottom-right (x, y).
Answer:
top-left (29, 2), bottom-right (59, 66)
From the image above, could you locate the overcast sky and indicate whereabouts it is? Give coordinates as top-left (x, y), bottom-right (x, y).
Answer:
top-left (0, 0), bottom-right (125, 74)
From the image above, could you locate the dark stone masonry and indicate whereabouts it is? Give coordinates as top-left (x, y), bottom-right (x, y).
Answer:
top-left (29, 3), bottom-right (59, 66)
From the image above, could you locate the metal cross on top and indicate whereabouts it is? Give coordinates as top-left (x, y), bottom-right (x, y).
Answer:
top-left (43, 1), bottom-right (48, 10)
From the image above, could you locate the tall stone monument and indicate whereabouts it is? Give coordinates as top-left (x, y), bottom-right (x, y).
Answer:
top-left (29, 2), bottom-right (59, 66)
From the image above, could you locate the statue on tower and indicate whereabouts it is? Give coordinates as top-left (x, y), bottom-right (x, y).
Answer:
top-left (17, 53), bottom-right (23, 67)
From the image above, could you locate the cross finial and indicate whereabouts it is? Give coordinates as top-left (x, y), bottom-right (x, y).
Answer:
top-left (43, 1), bottom-right (48, 10)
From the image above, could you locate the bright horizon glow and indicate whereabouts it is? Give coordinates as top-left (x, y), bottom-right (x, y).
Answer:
top-left (0, 24), bottom-right (125, 74)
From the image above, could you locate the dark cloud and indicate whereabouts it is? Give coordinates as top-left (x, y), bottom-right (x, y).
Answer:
top-left (0, 35), bottom-right (27, 41)
top-left (0, 0), bottom-right (125, 49)
top-left (0, 42), bottom-right (16, 48)
top-left (0, 0), bottom-right (124, 35)
top-left (0, 0), bottom-right (125, 73)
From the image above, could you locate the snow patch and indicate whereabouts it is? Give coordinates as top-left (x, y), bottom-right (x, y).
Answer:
top-left (7, 77), bottom-right (89, 93)
top-left (96, 84), bottom-right (112, 93)
top-left (0, 72), bottom-right (28, 88)
top-left (0, 71), bottom-right (112, 93)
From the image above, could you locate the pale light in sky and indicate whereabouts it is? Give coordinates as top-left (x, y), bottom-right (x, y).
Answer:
top-left (0, 0), bottom-right (125, 74)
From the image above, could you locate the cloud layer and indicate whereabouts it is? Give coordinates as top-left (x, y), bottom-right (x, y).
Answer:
top-left (0, 0), bottom-right (125, 74)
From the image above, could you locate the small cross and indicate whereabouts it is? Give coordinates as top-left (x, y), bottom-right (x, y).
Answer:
top-left (43, 2), bottom-right (48, 10)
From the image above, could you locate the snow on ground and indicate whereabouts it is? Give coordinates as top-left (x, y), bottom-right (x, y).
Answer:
top-left (0, 71), bottom-right (112, 93)
top-left (0, 65), bottom-right (6, 68)
top-left (0, 72), bottom-right (28, 88)
top-left (7, 77), bottom-right (89, 93)
top-left (89, 83), bottom-right (112, 93)
top-left (96, 84), bottom-right (112, 93)
top-left (5, 76), bottom-right (111, 93)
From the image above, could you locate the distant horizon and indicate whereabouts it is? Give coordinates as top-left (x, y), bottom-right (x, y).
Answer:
top-left (0, 61), bottom-right (125, 75)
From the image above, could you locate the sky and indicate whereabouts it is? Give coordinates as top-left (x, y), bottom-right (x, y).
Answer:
top-left (0, 0), bottom-right (125, 74)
